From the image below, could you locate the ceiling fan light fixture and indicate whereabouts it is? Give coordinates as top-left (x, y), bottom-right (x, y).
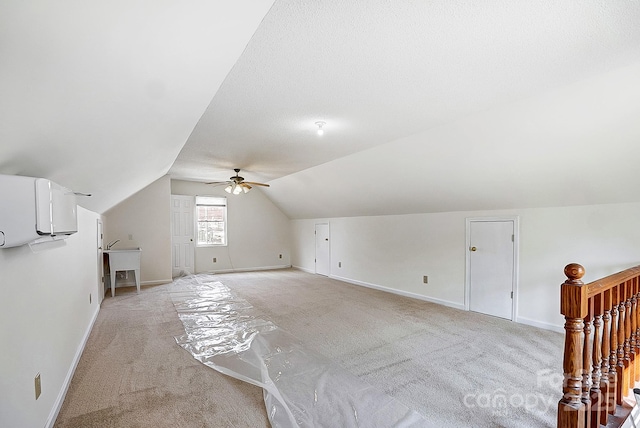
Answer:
top-left (224, 182), bottom-right (243, 195)
top-left (315, 121), bottom-right (326, 136)
top-left (210, 169), bottom-right (269, 195)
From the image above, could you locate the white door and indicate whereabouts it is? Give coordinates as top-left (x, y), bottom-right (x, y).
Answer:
top-left (171, 195), bottom-right (195, 277)
top-left (315, 223), bottom-right (330, 276)
top-left (468, 220), bottom-right (515, 320)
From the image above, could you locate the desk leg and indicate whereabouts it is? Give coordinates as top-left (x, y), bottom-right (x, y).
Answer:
top-left (110, 267), bottom-right (116, 297)
top-left (134, 269), bottom-right (140, 293)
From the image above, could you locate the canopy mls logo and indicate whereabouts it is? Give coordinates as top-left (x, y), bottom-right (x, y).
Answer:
top-left (462, 389), bottom-right (556, 418)
top-left (462, 369), bottom-right (562, 418)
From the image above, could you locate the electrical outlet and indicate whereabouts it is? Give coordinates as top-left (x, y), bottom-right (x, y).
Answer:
top-left (35, 373), bottom-right (41, 400)
top-left (128, 234), bottom-right (133, 240)
top-left (279, 254), bottom-right (282, 259)
top-left (423, 275), bottom-right (428, 284)
top-left (338, 262), bottom-right (342, 268)
top-left (213, 257), bottom-right (217, 263)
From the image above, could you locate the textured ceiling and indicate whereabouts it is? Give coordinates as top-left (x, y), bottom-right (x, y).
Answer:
top-left (170, 0), bottom-right (640, 194)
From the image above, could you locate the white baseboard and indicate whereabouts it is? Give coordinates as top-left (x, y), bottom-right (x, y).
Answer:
top-left (46, 305), bottom-right (100, 428)
top-left (329, 274), bottom-right (466, 311)
top-left (225, 267), bottom-right (563, 334)
top-left (208, 264), bottom-right (292, 274)
top-left (334, 274), bottom-right (562, 333)
top-left (516, 316), bottom-right (564, 333)
top-left (292, 265), bottom-right (314, 274)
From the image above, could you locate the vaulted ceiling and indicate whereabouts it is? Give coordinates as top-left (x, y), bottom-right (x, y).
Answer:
top-left (0, 1), bottom-right (273, 213)
top-left (2, 1), bottom-right (640, 218)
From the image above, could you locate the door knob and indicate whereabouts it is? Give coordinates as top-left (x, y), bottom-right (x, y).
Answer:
top-left (190, 238), bottom-right (193, 242)
top-left (470, 246), bottom-right (477, 251)
top-left (325, 238), bottom-right (328, 241)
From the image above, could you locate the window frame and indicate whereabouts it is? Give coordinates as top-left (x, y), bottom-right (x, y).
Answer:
top-left (195, 196), bottom-right (227, 247)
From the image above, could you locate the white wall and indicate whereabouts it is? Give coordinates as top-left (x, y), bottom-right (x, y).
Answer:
top-left (0, 207), bottom-right (101, 428)
top-left (171, 180), bottom-right (291, 273)
top-left (104, 176), bottom-right (172, 285)
top-left (292, 202), bottom-right (640, 331)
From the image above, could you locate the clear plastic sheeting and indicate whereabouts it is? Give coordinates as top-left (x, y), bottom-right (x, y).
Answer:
top-left (170, 274), bottom-right (432, 428)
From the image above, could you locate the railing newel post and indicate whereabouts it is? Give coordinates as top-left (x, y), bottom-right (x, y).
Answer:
top-left (558, 263), bottom-right (588, 428)
top-left (559, 264), bottom-right (640, 428)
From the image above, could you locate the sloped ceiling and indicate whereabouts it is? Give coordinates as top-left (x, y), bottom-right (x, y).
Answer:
top-left (0, 0), bottom-right (273, 213)
top-left (2, 1), bottom-right (640, 219)
top-left (267, 62), bottom-right (640, 218)
top-left (170, 0), bottom-right (640, 219)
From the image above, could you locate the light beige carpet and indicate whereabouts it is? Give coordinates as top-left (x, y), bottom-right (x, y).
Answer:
top-left (54, 282), bottom-right (269, 428)
top-left (215, 269), bottom-right (564, 428)
top-left (55, 269), bottom-right (563, 427)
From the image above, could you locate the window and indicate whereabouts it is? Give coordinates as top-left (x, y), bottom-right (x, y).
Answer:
top-left (196, 196), bottom-right (227, 246)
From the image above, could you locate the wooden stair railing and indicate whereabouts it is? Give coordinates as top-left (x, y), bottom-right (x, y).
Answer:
top-left (558, 263), bottom-right (640, 428)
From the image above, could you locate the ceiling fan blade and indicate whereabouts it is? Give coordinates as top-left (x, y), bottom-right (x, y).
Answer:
top-left (205, 181), bottom-right (230, 186)
top-left (243, 182), bottom-right (270, 187)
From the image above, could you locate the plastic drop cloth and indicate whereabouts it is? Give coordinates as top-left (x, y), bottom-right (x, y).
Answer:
top-left (170, 274), bottom-right (432, 428)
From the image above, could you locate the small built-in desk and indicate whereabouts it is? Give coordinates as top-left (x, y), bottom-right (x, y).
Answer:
top-left (104, 248), bottom-right (141, 297)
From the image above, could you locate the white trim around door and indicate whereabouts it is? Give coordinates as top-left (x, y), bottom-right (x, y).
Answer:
top-left (465, 216), bottom-right (520, 321)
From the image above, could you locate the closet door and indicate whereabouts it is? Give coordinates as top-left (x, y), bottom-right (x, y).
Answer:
top-left (315, 223), bottom-right (330, 276)
top-left (468, 219), bottom-right (515, 320)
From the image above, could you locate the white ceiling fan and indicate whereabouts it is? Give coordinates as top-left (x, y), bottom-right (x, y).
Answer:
top-left (206, 168), bottom-right (270, 194)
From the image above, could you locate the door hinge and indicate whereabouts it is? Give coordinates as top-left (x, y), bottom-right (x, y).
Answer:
top-left (510, 291), bottom-right (514, 299)
top-left (511, 234), bottom-right (514, 242)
